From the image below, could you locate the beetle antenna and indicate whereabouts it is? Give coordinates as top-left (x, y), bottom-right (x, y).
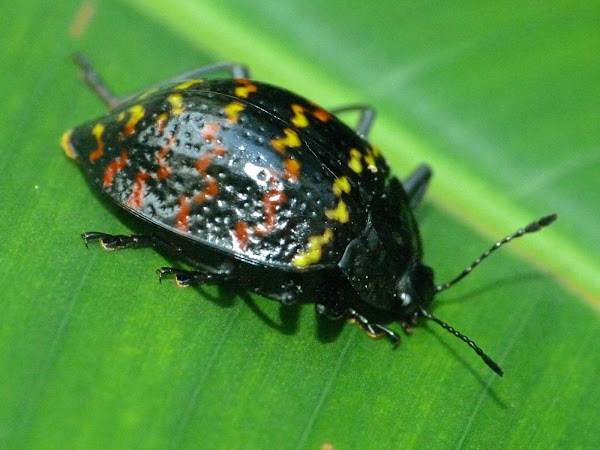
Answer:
top-left (420, 309), bottom-right (503, 376)
top-left (435, 213), bottom-right (557, 293)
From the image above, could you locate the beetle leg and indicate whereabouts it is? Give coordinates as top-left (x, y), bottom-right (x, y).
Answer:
top-left (328, 105), bottom-right (376, 139)
top-left (157, 267), bottom-right (232, 287)
top-left (71, 53), bottom-right (121, 108)
top-left (82, 231), bottom-right (209, 268)
top-left (72, 53), bottom-right (249, 109)
top-left (401, 164), bottom-right (433, 209)
top-left (82, 231), bottom-right (162, 250)
top-left (315, 302), bottom-right (347, 320)
top-left (161, 62), bottom-right (250, 82)
top-left (347, 308), bottom-right (401, 348)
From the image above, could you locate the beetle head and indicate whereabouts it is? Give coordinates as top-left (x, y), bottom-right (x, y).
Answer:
top-left (396, 262), bottom-right (435, 316)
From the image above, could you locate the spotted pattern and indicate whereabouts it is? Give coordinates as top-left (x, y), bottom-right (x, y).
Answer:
top-left (63, 79), bottom-right (389, 269)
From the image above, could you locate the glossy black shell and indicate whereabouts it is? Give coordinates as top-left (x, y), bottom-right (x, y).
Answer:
top-left (64, 79), bottom-right (392, 271)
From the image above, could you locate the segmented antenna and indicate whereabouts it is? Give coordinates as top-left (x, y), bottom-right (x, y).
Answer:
top-left (436, 213), bottom-right (557, 293)
top-left (427, 213), bottom-right (557, 376)
top-left (421, 309), bottom-right (504, 376)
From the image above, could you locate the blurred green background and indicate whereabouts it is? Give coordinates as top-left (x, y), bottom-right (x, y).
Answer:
top-left (1, 0), bottom-right (599, 448)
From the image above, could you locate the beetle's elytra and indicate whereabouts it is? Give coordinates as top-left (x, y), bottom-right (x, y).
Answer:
top-left (62, 54), bottom-right (557, 376)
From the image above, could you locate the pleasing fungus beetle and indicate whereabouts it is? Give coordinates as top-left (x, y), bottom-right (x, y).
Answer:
top-left (62, 54), bottom-right (557, 376)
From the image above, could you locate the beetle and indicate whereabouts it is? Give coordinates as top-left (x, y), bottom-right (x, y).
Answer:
top-left (62, 54), bottom-right (556, 376)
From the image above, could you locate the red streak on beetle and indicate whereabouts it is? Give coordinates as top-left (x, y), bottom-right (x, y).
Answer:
top-left (175, 195), bottom-right (190, 232)
top-left (193, 176), bottom-right (218, 203)
top-left (202, 122), bottom-right (220, 142)
top-left (234, 221), bottom-right (249, 251)
top-left (283, 158), bottom-right (301, 182)
top-left (127, 171), bottom-right (149, 209)
top-left (156, 135), bottom-right (175, 179)
top-left (102, 150), bottom-right (127, 189)
top-left (195, 145), bottom-right (225, 174)
top-left (254, 189), bottom-right (286, 236)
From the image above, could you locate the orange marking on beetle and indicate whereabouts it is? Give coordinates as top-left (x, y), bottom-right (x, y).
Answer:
top-left (175, 195), bottom-right (190, 231)
top-left (254, 189), bottom-right (287, 236)
top-left (312, 109), bottom-right (331, 122)
top-left (233, 221), bottom-right (249, 251)
top-left (167, 94), bottom-right (184, 115)
top-left (155, 112), bottom-right (169, 135)
top-left (283, 158), bottom-right (301, 182)
top-left (202, 122), bottom-right (220, 142)
top-left (156, 135), bottom-right (175, 180)
top-left (271, 128), bottom-right (301, 153)
top-left (102, 150), bottom-right (128, 189)
top-left (195, 153), bottom-right (212, 174)
top-left (89, 123), bottom-right (105, 161)
top-left (234, 79), bottom-right (257, 98)
top-left (224, 101), bottom-right (245, 123)
top-left (127, 171), bottom-right (150, 209)
top-left (123, 105), bottom-right (145, 137)
top-left (291, 104), bottom-right (309, 128)
top-left (193, 176), bottom-right (218, 203)
top-left (195, 145), bottom-right (225, 174)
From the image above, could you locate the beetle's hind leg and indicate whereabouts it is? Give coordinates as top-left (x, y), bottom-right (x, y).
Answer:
top-left (328, 105), bottom-right (376, 139)
top-left (165, 62), bottom-right (250, 82)
top-left (82, 232), bottom-right (160, 250)
top-left (82, 231), bottom-right (211, 269)
top-left (402, 164), bottom-right (433, 209)
top-left (157, 267), bottom-right (232, 287)
top-left (72, 53), bottom-right (249, 109)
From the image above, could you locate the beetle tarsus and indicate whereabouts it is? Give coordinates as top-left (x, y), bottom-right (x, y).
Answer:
top-left (347, 308), bottom-right (401, 348)
top-left (82, 231), bottom-right (156, 250)
top-left (157, 267), bottom-right (231, 287)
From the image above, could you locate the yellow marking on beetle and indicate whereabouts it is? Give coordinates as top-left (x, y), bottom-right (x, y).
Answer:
top-left (364, 149), bottom-right (378, 173)
top-left (235, 79), bottom-right (257, 98)
top-left (61, 129), bottom-right (78, 160)
top-left (224, 101), bottom-right (245, 123)
top-left (174, 79), bottom-right (205, 90)
top-left (271, 128), bottom-right (301, 153)
top-left (167, 94), bottom-right (184, 115)
top-left (371, 146), bottom-right (380, 157)
top-left (89, 123), bottom-right (105, 161)
top-left (348, 148), bottom-right (363, 174)
top-left (138, 87), bottom-right (158, 100)
top-left (332, 176), bottom-right (351, 197)
top-left (123, 105), bottom-right (145, 137)
top-left (325, 200), bottom-right (349, 223)
top-left (292, 228), bottom-right (334, 267)
top-left (291, 104), bottom-right (309, 128)
top-left (117, 111), bottom-right (126, 121)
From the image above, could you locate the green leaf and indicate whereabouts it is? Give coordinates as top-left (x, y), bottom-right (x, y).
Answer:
top-left (1, 0), bottom-right (598, 448)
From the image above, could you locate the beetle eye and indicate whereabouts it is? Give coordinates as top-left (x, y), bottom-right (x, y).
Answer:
top-left (400, 292), bottom-right (412, 306)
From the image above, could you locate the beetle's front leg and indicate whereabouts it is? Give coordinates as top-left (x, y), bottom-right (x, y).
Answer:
top-left (315, 302), bottom-right (400, 347)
